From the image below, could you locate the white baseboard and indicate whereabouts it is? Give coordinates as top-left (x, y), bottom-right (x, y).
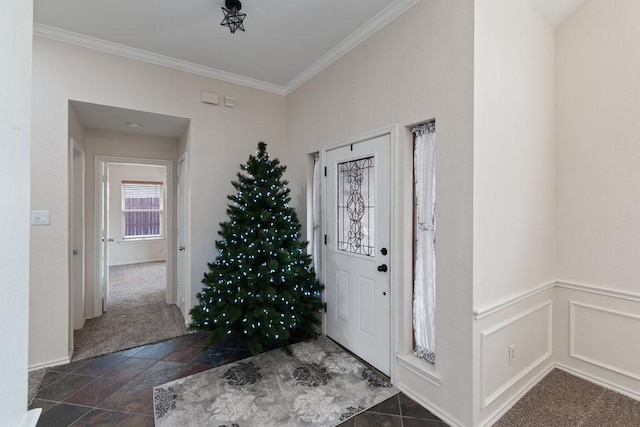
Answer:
top-left (396, 384), bottom-right (464, 427)
top-left (480, 361), bottom-right (640, 426)
top-left (109, 257), bottom-right (165, 266)
top-left (480, 363), bottom-right (555, 427)
top-left (556, 363), bottom-right (640, 402)
top-left (28, 356), bottom-right (70, 371)
top-left (22, 409), bottom-right (42, 427)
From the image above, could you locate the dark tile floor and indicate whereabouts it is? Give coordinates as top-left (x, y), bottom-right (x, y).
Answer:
top-left (337, 393), bottom-right (448, 426)
top-left (32, 332), bottom-right (447, 426)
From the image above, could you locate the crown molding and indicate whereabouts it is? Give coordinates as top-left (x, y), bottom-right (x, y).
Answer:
top-left (33, 23), bottom-right (286, 96)
top-left (33, 0), bottom-right (420, 97)
top-left (283, 0), bottom-right (421, 95)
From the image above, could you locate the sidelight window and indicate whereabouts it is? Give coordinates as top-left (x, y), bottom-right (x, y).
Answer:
top-left (413, 121), bottom-right (436, 364)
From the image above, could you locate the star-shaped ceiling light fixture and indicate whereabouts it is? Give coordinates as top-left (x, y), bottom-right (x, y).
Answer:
top-left (221, 0), bottom-right (246, 34)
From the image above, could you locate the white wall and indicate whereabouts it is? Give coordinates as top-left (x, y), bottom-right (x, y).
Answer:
top-left (472, 1), bottom-right (556, 424)
top-left (27, 1), bottom-right (640, 421)
top-left (555, 0), bottom-right (640, 400)
top-left (0, 0), bottom-right (33, 425)
top-left (556, 0), bottom-right (640, 294)
top-left (473, 0), bottom-right (556, 309)
top-left (286, 0), bottom-right (474, 424)
top-left (30, 38), bottom-right (287, 368)
top-left (107, 163), bottom-right (167, 266)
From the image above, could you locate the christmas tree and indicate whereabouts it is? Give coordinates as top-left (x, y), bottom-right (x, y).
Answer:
top-left (189, 142), bottom-right (323, 355)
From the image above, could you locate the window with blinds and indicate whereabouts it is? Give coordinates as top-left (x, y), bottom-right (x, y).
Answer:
top-left (122, 181), bottom-right (163, 238)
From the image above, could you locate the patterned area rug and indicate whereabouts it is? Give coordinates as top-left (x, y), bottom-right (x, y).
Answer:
top-left (153, 336), bottom-right (399, 426)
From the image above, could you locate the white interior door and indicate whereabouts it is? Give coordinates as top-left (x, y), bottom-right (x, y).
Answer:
top-left (99, 161), bottom-right (111, 312)
top-left (176, 156), bottom-right (186, 317)
top-left (325, 134), bottom-right (391, 375)
top-left (71, 143), bottom-right (85, 330)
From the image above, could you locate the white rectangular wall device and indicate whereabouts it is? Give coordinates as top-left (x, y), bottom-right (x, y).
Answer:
top-left (201, 91), bottom-right (219, 105)
top-left (31, 210), bottom-right (50, 225)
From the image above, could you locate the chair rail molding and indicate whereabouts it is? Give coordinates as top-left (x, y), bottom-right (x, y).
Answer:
top-left (557, 280), bottom-right (640, 303)
top-left (473, 281), bottom-right (555, 320)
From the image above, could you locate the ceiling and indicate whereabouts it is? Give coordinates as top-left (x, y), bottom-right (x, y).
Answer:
top-left (35, 1), bottom-right (585, 96)
top-left (70, 101), bottom-right (190, 138)
top-left (528, 0), bottom-right (585, 26)
top-left (34, 0), bottom-right (416, 94)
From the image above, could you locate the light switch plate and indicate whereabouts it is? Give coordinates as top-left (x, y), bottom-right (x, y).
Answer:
top-left (31, 210), bottom-right (50, 225)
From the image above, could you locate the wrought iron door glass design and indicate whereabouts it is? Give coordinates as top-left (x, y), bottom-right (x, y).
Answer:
top-left (336, 156), bottom-right (375, 256)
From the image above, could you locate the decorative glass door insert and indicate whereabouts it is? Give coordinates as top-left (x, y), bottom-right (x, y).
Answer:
top-left (336, 156), bottom-right (375, 256)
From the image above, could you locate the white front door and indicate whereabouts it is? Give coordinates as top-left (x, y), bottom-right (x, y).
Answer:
top-left (325, 134), bottom-right (391, 375)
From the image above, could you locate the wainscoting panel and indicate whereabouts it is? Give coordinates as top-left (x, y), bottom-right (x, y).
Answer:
top-left (555, 283), bottom-right (640, 401)
top-left (480, 300), bottom-right (552, 408)
top-left (570, 301), bottom-right (640, 381)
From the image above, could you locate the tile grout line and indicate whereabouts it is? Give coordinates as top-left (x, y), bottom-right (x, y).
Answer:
top-left (37, 397), bottom-right (147, 419)
top-left (41, 336), bottom-right (434, 427)
top-left (67, 407), bottom-right (92, 427)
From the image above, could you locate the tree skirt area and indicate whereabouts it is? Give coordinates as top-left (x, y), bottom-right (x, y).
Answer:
top-left (153, 336), bottom-right (399, 426)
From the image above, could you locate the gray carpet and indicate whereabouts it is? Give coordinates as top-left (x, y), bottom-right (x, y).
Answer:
top-left (495, 368), bottom-right (640, 426)
top-left (72, 261), bottom-right (187, 361)
top-left (27, 368), bottom-right (47, 406)
top-left (153, 336), bottom-right (399, 426)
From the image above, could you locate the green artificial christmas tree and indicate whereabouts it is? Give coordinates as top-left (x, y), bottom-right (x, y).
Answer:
top-left (189, 142), bottom-right (323, 355)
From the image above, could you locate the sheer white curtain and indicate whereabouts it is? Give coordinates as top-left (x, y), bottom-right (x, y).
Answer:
top-left (413, 122), bottom-right (436, 364)
top-left (312, 153), bottom-right (321, 277)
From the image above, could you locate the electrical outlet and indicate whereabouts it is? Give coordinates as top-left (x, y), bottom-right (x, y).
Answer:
top-left (509, 344), bottom-right (516, 365)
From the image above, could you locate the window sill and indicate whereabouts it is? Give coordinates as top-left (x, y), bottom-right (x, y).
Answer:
top-left (120, 237), bottom-right (165, 244)
top-left (396, 353), bottom-right (441, 387)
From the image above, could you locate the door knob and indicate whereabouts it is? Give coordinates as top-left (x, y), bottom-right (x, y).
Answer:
top-left (72, 249), bottom-right (79, 255)
top-left (377, 264), bottom-right (388, 272)
top-left (107, 238), bottom-right (115, 242)
top-left (179, 246), bottom-right (185, 251)
top-left (381, 247), bottom-right (388, 255)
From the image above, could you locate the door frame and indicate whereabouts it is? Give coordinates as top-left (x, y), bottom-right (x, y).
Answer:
top-left (93, 155), bottom-right (175, 316)
top-left (68, 138), bottom-right (86, 354)
top-left (176, 152), bottom-right (191, 321)
top-left (320, 124), bottom-right (400, 382)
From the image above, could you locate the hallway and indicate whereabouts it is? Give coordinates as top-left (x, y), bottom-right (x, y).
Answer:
top-left (73, 262), bottom-right (186, 361)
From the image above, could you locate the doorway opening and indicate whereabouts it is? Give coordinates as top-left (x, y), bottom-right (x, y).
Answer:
top-left (99, 162), bottom-right (169, 312)
top-left (67, 100), bottom-right (191, 361)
